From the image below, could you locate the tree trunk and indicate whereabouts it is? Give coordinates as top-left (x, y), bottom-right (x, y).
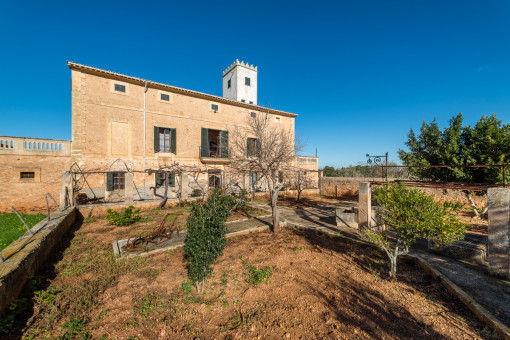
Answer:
top-left (296, 188), bottom-right (301, 202)
top-left (271, 189), bottom-right (280, 233)
top-left (465, 192), bottom-right (480, 217)
top-left (389, 253), bottom-right (397, 281)
top-left (159, 173), bottom-right (169, 209)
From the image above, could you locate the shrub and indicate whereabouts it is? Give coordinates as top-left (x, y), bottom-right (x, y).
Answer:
top-left (184, 189), bottom-right (247, 291)
top-left (191, 189), bottom-right (202, 198)
top-left (105, 206), bottom-right (141, 226)
top-left (363, 184), bottom-right (466, 280)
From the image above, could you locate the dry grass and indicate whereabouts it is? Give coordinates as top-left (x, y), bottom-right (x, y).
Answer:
top-left (1, 215), bottom-right (498, 339)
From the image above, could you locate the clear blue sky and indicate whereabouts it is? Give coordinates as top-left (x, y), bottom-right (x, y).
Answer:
top-left (1, 0), bottom-right (509, 167)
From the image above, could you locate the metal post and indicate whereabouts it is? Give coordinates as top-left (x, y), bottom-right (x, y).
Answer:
top-left (45, 194), bottom-right (51, 221)
top-left (47, 192), bottom-right (59, 209)
top-left (503, 165), bottom-right (506, 187)
top-left (10, 207), bottom-right (34, 236)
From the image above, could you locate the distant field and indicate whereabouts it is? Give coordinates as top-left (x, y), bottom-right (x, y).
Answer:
top-left (0, 213), bottom-right (46, 251)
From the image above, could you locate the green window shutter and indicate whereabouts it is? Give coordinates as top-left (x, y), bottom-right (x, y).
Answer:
top-left (154, 126), bottom-right (160, 152)
top-left (256, 139), bottom-right (261, 155)
top-left (171, 128), bottom-right (176, 154)
top-left (201, 128), bottom-right (209, 157)
top-left (246, 138), bottom-right (250, 157)
top-left (106, 173), bottom-right (114, 191)
top-left (220, 130), bottom-right (229, 158)
top-left (169, 173), bottom-right (175, 187)
top-left (155, 173), bottom-right (162, 187)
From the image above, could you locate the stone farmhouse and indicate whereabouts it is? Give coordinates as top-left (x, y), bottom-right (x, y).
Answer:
top-left (0, 60), bottom-right (318, 212)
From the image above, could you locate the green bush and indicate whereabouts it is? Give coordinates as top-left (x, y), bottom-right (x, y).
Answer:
top-left (191, 189), bottom-right (202, 197)
top-left (364, 184), bottom-right (466, 280)
top-left (184, 189), bottom-right (247, 291)
top-left (105, 206), bottom-right (141, 226)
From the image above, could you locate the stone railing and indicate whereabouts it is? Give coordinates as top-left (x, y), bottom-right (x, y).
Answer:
top-left (0, 136), bottom-right (71, 156)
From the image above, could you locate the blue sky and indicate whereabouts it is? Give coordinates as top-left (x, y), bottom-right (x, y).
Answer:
top-left (1, 0), bottom-right (509, 167)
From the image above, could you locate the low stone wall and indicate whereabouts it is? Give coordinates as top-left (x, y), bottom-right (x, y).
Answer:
top-left (0, 207), bottom-right (76, 317)
top-left (321, 177), bottom-right (487, 206)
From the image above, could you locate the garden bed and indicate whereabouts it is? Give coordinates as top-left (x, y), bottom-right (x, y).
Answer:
top-left (1, 221), bottom-right (497, 339)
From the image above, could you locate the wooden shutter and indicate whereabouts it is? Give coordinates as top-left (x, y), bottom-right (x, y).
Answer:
top-left (154, 126), bottom-right (159, 152)
top-left (169, 173), bottom-right (175, 187)
top-left (256, 139), bottom-right (261, 155)
top-left (220, 130), bottom-right (229, 158)
top-left (201, 128), bottom-right (209, 157)
top-left (106, 173), bottom-right (114, 191)
top-left (155, 173), bottom-right (162, 187)
top-left (171, 128), bottom-right (176, 154)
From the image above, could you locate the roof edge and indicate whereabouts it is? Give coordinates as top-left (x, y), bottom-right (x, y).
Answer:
top-left (67, 61), bottom-right (297, 118)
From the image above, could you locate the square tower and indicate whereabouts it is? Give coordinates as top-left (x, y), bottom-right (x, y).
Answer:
top-left (222, 60), bottom-right (258, 105)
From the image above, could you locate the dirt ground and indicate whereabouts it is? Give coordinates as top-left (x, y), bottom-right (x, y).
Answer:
top-left (2, 212), bottom-right (498, 339)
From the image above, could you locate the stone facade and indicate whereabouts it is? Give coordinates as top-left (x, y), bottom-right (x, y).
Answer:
top-left (0, 61), bottom-right (318, 210)
top-left (0, 137), bottom-right (71, 212)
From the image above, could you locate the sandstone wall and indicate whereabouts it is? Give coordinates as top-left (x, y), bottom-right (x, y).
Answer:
top-left (0, 154), bottom-right (71, 213)
top-left (321, 177), bottom-right (488, 207)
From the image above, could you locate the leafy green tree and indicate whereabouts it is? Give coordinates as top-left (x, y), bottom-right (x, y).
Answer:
top-left (184, 189), bottom-right (247, 291)
top-left (399, 113), bottom-right (510, 215)
top-left (363, 184), bottom-right (466, 280)
top-left (322, 166), bottom-right (340, 177)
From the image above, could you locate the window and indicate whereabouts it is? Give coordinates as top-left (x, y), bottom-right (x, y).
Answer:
top-left (278, 171), bottom-right (284, 184)
top-left (249, 172), bottom-right (258, 189)
top-left (159, 128), bottom-right (171, 152)
top-left (250, 112), bottom-right (256, 118)
top-left (161, 93), bottom-right (170, 101)
top-left (245, 77), bottom-right (251, 86)
top-left (201, 128), bottom-right (229, 158)
top-left (107, 172), bottom-right (125, 190)
top-left (209, 171), bottom-right (221, 189)
top-left (249, 101), bottom-right (253, 104)
top-left (241, 99), bottom-right (245, 103)
top-left (114, 84), bottom-right (126, 93)
top-left (247, 137), bottom-right (258, 157)
top-left (20, 172), bottom-right (35, 179)
top-left (155, 173), bottom-right (175, 187)
top-left (228, 79), bottom-right (231, 89)
top-left (211, 103), bottom-right (219, 112)
top-left (154, 126), bottom-right (176, 153)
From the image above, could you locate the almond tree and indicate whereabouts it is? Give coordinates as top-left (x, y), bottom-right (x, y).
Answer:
top-left (289, 168), bottom-right (314, 202)
top-left (228, 113), bottom-right (301, 233)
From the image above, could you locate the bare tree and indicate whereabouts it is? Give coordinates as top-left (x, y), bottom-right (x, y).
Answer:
top-left (288, 168), bottom-right (314, 202)
top-left (229, 112), bottom-right (301, 233)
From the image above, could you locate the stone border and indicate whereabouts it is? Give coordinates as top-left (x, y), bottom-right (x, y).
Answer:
top-left (285, 221), bottom-right (510, 339)
top-left (409, 254), bottom-right (510, 340)
top-left (0, 207), bottom-right (77, 317)
top-left (113, 224), bottom-right (272, 259)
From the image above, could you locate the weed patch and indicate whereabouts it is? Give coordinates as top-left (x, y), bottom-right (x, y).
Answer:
top-left (245, 265), bottom-right (272, 285)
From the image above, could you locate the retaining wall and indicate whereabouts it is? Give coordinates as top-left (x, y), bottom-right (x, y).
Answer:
top-left (321, 177), bottom-right (487, 206)
top-left (0, 207), bottom-right (76, 317)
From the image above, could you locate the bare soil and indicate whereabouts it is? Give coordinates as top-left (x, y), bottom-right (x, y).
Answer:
top-left (2, 215), bottom-right (498, 339)
top-left (456, 209), bottom-right (488, 235)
